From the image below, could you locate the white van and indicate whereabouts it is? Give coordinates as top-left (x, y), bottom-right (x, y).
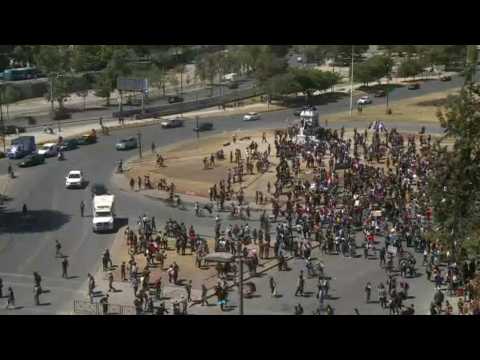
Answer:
top-left (92, 195), bottom-right (115, 233)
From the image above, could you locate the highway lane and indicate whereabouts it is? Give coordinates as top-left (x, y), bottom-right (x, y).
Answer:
top-left (0, 73), bottom-right (474, 314)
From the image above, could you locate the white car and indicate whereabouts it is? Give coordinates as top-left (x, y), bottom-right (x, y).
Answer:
top-left (65, 170), bottom-right (84, 188)
top-left (357, 96), bottom-right (372, 105)
top-left (37, 143), bottom-right (59, 157)
top-left (243, 112), bottom-right (261, 121)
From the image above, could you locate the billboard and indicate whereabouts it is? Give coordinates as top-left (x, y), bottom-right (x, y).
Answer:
top-left (117, 78), bottom-right (148, 92)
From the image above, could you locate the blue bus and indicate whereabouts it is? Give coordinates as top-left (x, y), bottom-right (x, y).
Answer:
top-left (2, 67), bottom-right (42, 81)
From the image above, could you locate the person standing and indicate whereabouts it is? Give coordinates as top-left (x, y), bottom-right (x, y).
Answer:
top-left (55, 240), bottom-right (62, 258)
top-left (5, 287), bottom-right (15, 309)
top-left (80, 201), bottom-right (85, 217)
top-left (0, 277), bottom-right (2, 298)
top-left (61, 257), bottom-right (69, 279)
top-left (185, 280), bottom-right (192, 303)
top-left (87, 273), bottom-right (95, 302)
top-left (365, 282), bottom-right (372, 303)
top-left (120, 262), bottom-right (127, 281)
top-left (132, 277), bottom-right (139, 297)
top-left (294, 271), bottom-right (305, 297)
top-left (201, 283), bottom-right (209, 306)
top-left (100, 294), bottom-right (109, 315)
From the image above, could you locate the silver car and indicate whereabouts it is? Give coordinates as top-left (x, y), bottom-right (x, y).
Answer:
top-left (115, 137), bottom-right (138, 151)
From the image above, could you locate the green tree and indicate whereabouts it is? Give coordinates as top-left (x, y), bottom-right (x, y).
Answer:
top-left (465, 45), bottom-right (478, 84)
top-left (74, 76), bottom-right (91, 111)
top-left (429, 83), bottom-right (480, 260)
top-left (1, 85), bottom-right (21, 121)
top-left (94, 72), bottom-right (114, 106)
top-left (397, 58), bottom-right (424, 79)
top-left (262, 72), bottom-right (300, 99)
top-left (71, 45), bottom-right (109, 72)
top-left (290, 68), bottom-right (342, 102)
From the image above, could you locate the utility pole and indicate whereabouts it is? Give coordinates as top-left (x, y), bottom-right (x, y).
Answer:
top-left (349, 45), bottom-right (355, 117)
top-left (50, 76), bottom-right (55, 116)
top-left (195, 116), bottom-right (199, 140)
top-left (0, 89), bottom-right (5, 153)
top-left (137, 132), bottom-right (142, 159)
top-left (237, 238), bottom-right (244, 316)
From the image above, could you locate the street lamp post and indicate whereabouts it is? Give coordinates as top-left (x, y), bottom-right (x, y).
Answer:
top-left (0, 89), bottom-right (5, 153)
top-left (349, 45), bottom-right (355, 117)
top-left (236, 238), bottom-right (244, 316)
top-left (137, 132), bottom-right (142, 159)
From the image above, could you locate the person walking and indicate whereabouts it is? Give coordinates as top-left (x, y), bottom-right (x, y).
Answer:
top-left (294, 271), bottom-right (305, 297)
top-left (185, 280), bottom-right (192, 303)
top-left (201, 284), bottom-right (209, 306)
top-left (5, 287), bottom-right (15, 310)
top-left (100, 294), bottom-right (109, 315)
top-left (120, 262), bottom-right (127, 281)
top-left (61, 257), bottom-right (69, 279)
top-left (80, 201), bottom-right (85, 217)
top-left (108, 271), bottom-right (116, 292)
top-left (33, 284), bottom-right (41, 306)
top-left (365, 282), bottom-right (372, 303)
top-left (55, 240), bottom-right (62, 258)
top-left (269, 276), bottom-right (278, 298)
top-left (132, 277), bottom-right (139, 297)
top-left (88, 273), bottom-right (95, 302)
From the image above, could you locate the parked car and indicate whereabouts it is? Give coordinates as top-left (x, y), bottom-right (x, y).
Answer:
top-left (115, 137), bottom-right (138, 151)
top-left (168, 96), bottom-right (184, 104)
top-left (59, 139), bottom-right (78, 151)
top-left (18, 154), bottom-right (45, 167)
top-left (440, 75), bottom-right (452, 82)
top-left (161, 117), bottom-right (185, 129)
top-left (408, 83), bottom-right (420, 90)
top-left (65, 170), bottom-right (84, 189)
top-left (357, 96), bottom-right (372, 105)
top-left (374, 90), bottom-right (386, 97)
top-left (193, 122), bottom-right (213, 132)
top-left (243, 112), bottom-right (261, 121)
top-left (0, 125), bottom-right (26, 135)
top-left (37, 143), bottom-right (59, 157)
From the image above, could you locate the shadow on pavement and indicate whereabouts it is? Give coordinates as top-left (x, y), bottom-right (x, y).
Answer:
top-left (0, 209), bottom-right (71, 234)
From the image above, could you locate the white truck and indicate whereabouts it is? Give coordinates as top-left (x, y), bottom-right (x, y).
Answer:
top-left (92, 195), bottom-right (115, 233)
top-left (300, 109), bottom-right (319, 128)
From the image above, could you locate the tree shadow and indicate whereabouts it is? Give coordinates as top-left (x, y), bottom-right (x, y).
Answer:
top-left (0, 209), bottom-right (71, 234)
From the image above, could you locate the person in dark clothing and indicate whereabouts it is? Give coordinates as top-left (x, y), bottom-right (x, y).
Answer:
top-left (100, 295), bottom-right (109, 315)
top-left (34, 285), bottom-right (41, 305)
top-left (120, 262), bottom-right (127, 281)
top-left (80, 201), bottom-right (85, 217)
top-left (365, 282), bottom-right (372, 303)
top-left (201, 284), bottom-right (209, 306)
top-left (61, 258), bottom-right (69, 278)
top-left (185, 280), bottom-right (192, 302)
top-left (294, 303), bottom-right (304, 315)
top-left (55, 240), bottom-right (62, 258)
top-left (5, 287), bottom-right (15, 309)
top-left (294, 271), bottom-right (305, 297)
top-left (22, 204), bottom-right (28, 217)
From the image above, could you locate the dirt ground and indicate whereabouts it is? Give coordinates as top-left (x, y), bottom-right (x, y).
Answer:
top-left (324, 87), bottom-right (461, 124)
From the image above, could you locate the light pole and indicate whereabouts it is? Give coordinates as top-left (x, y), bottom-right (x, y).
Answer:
top-left (137, 132), bottom-right (142, 159)
top-left (195, 116), bottom-right (199, 140)
top-left (0, 88), bottom-right (5, 153)
top-left (236, 238), bottom-right (244, 316)
top-left (349, 45), bottom-right (355, 117)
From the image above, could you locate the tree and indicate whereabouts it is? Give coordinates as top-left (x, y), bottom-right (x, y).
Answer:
top-left (71, 45), bottom-right (109, 72)
top-left (74, 76), bottom-right (91, 111)
top-left (465, 45), bottom-right (478, 84)
top-left (354, 55), bottom-right (394, 86)
top-left (94, 72), bottom-right (114, 106)
top-left (254, 47), bottom-right (288, 85)
top-left (262, 72), bottom-right (300, 98)
top-left (428, 83), bottom-right (480, 260)
top-left (397, 58), bottom-right (424, 79)
top-left (1, 85), bottom-right (21, 121)
top-left (290, 68), bottom-right (342, 102)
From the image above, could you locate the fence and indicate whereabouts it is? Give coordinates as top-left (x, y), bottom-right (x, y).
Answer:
top-left (113, 86), bottom-right (263, 119)
top-left (73, 299), bottom-right (137, 315)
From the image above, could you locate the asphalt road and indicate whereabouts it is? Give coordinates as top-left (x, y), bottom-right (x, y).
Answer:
top-left (0, 73), bottom-right (475, 314)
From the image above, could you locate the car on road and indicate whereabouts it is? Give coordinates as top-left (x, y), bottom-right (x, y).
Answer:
top-left (91, 183), bottom-right (108, 198)
top-left (59, 139), bottom-right (78, 151)
top-left (77, 133), bottom-right (97, 145)
top-left (440, 75), bottom-right (452, 82)
top-left (161, 117), bottom-right (185, 129)
top-left (0, 125), bottom-right (26, 136)
top-left (374, 90), bottom-right (386, 97)
top-left (193, 122), bottom-right (213, 132)
top-left (37, 143), bottom-right (59, 157)
top-left (65, 170), bottom-right (84, 188)
top-left (243, 112), bottom-right (261, 121)
top-left (115, 137), bottom-right (138, 151)
top-left (18, 154), bottom-right (45, 167)
top-left (357, 96), bottom-right (372, 105)
top-left (168, 95), bottom-right (184, 104)
top-left (408, 83), bottom-right (420, 90)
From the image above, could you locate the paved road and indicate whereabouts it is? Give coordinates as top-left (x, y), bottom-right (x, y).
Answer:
top-left (0, 72), bottom-right (475, 314)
